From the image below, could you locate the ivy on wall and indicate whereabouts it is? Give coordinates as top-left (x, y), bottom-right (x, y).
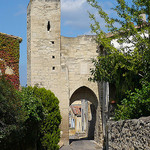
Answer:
top-left (0, 33), bottom-right (22, 89)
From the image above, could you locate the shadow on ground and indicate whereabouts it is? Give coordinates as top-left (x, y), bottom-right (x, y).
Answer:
top-left (69, 137), bottom-right (88, 144)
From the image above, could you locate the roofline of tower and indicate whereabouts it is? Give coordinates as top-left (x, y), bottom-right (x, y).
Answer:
top-left (28, 0), bottom-right (60, 9)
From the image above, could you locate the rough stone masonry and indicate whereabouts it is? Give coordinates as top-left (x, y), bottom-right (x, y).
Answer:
top-left (107, 116), bottom-right (150, 150)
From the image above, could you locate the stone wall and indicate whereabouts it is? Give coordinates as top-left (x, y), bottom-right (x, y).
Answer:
top-left (107, 116), bottom-right (150, 150)
top-left (27, 0), bottom-right (103, 146)
top-left (60, 35), bottom-right (104, 144)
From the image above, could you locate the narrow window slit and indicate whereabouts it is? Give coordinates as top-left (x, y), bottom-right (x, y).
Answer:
top-left (52, 56), bottom-right (55, 59)
top-left (47, 21), bottom-right (51, 31)
top-left (52, 67), bottom-right (55, 70)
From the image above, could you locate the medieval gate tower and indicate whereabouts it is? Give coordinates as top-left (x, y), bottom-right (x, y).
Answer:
top-left (27, 0), bottom-right (104, 146)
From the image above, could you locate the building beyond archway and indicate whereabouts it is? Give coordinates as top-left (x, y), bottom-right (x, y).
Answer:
top-left (27, 0), bottom-right (103, 146)
top-left (69, 86), bottom-right (98, 140)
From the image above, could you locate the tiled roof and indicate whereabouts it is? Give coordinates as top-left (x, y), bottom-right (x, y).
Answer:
top-left (70, 105), bottom-right (81, 116)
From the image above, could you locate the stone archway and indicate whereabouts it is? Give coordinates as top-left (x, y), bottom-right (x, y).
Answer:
top-left (70, 86), bottom-right (98, 106)
top-left (69, 86), bottom-right (99, 140)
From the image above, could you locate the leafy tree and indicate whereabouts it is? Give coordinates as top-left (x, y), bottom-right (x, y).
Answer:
top-left (115, 81), bottom-right (150, 120)
top-left (87, 0), bottom-right (150, 102)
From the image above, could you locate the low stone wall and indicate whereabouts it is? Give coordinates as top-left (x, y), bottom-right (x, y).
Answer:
top-left (107, 116), bottom-right (150, 150)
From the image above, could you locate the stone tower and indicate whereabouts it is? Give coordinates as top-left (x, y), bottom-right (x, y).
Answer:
top-left (27, 0), bottom-right (61, 88)
top-left (27, 0), bottom-right (104, 146)
top-left (27, 0), bottom-right (70, 145)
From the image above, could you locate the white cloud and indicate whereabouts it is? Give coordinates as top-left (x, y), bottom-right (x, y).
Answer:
top-left (61, 0), bottom-right (86, 12)
top-left (61, 0), bottom-right (101, 36)
top-left (61, 0), bottom-right (117, 36)
top-left (61, 0), bottom-right (91, 30)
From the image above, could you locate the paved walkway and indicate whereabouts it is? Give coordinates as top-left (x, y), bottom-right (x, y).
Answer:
top-left (59, 140), bottom-right (103, 150)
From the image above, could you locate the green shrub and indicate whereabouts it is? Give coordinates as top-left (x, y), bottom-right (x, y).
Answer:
top-left (32, 86), bottom-right (61, 150)
top-left (0, 79), bottom-right (61, 150)
top-left (115, 82), bottom-right (150, 120)
top-left (18, 87), bottom-right (45, 150)
top-left (18, 86), bottom-right (61, 150)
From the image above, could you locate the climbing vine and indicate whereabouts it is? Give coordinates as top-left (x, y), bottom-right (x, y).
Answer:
top-left (0, 33), bottom-right (22, 89)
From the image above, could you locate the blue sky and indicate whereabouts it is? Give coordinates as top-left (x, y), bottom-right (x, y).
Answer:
top-left (0, 0), bottom-right (120, 86)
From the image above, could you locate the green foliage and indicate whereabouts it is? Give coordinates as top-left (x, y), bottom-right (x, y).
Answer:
top-left (88, 0), bottom-right (150, 102)
top-left (90, 49), bottom-right (142, 101)
top-left (20, 87), bottom-right (44, 122)
top-left (32, 86), bottom-right (61, 150)
top-left (88, 0), bottom-right (150, 119)
top-left (0, 76), bottom-right (23, 137)
top-left (115, 81), bottom-right (150, 120)
top-left (0, 33), bottom-right (21, 89)
top-left (17, 87), bottom-right (45, 150)
top-left (0, 79), bottom-right (44, 150)
top-left (0, 33), bottom-right (21, 61)
top-left (0, 79), bottom-right (61, 150)
top-left (0, 77), bottom-right (24, 150)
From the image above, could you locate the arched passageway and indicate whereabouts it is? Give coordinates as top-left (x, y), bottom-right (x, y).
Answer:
top-left (70, 86), bottom-right (98, 106)
top-left (69, 86), bottom-right (98, 141)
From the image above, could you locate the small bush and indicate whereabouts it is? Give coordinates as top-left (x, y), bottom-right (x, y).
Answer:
top-left (115, 82), bottom-right (150, 120)
top-left (32, 86), bottom-right (61, 150)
